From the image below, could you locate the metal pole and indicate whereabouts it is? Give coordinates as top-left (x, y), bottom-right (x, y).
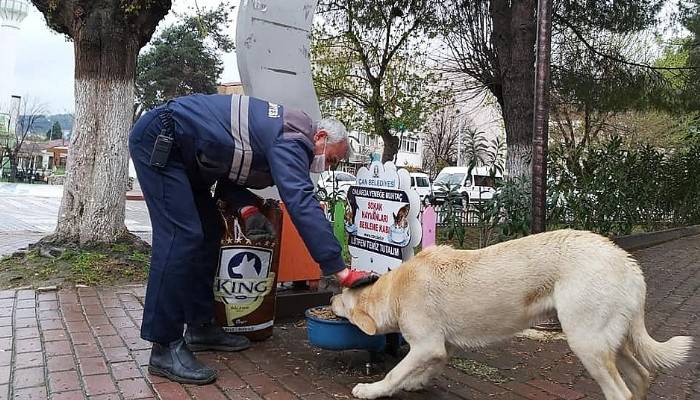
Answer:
top-left (457, 122), bottom-right (463, 167)
top-left (532, 0), bottom-right (560, 332)
top-left (531, 0), bottom-right (552, 236)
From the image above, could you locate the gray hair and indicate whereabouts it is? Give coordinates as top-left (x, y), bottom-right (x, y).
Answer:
top-left (317, 118), bottom-right (348, 144)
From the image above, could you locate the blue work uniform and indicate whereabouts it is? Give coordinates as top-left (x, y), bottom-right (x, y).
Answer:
top-left (128, 94), bottom-right (344, 345)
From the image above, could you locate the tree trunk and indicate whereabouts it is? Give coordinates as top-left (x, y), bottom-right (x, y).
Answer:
top-left (9, 153), bottom-right (18, 182)
top-left (52, 29), bottom-right (140, 244)
top-left (381, 132), bottom-right (399, 163)
top-left (490, 0), bottom-right (537, 179)
top-left (28, 0), bottom-right (170, 245)
top-left (373, 102), bottom-right (398, 163)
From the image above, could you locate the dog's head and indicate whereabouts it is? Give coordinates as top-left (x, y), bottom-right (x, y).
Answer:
top-left (392, 204), bottom-right (410, 229)
top-left (344, 200), bottom-right (355, 224)
top-left (331, 289), bottom-right (377, 335)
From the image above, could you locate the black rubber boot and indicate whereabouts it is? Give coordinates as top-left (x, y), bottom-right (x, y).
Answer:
top-left (148, 338), bottom-right (217, 385)
top-left (184, 320), bottom-right (251, 352)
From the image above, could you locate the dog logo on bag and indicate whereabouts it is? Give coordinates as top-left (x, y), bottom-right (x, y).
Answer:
top-left (228, 252), bottom-right (263, 279)
top-left (215, 246), bottom-right (273, 304)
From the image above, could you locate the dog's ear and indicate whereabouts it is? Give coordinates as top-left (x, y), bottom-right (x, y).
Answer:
top-left (351, 308), bottom-right (377, 335)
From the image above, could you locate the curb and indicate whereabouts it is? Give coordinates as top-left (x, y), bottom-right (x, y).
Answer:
top-left (126, 192), bottom-right (144, 201)
top-left (613, 225), bottom-right (700, 251)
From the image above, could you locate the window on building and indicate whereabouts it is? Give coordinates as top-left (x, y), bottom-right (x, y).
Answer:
top-left (399, 138), bottom-right (418, 154)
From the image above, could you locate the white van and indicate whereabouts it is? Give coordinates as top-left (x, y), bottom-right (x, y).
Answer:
top-left (431, 166), bottom-right (503, 205)
top-left (409, 172), bottom-right (432, 202)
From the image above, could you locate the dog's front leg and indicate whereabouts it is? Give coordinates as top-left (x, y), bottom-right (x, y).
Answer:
top-left (352, 339), bottom-right (447, 399)
top-left (401, 363), bottom-right (445, 392)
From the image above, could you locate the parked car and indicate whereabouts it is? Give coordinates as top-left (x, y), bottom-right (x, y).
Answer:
top-left (409, 172), bottom-right (433, 202)
top-left (316, 170), bottom-right (356, 199)
top-left (431, 166), bottom-right (503, 205)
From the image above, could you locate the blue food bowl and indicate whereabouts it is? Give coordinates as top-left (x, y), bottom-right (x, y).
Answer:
top-left (305, 306), bottom-right (386, 352)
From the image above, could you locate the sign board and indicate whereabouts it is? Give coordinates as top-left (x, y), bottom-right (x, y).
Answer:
top-left (345, 161), bottom-right (421, 273)
top-left (236, 0), bottom-right (320, 201)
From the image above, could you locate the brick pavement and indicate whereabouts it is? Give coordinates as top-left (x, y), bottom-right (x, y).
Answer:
top-left (0, 234), bottom-right (698, 400)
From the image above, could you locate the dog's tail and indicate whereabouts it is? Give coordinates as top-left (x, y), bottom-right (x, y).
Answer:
top-left (630, 311), bottom-right (693, 370)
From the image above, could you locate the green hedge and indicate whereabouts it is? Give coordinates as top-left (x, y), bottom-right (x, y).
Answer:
top-left (548, 136), bottom-right (700, 236)
top-left (456, 136), bottom-right (700, 248)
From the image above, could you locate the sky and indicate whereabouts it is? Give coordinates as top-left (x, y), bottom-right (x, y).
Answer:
top-left (11, 0), bottom-right (241, 114)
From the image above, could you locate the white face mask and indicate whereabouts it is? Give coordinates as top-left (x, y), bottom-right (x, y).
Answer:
top-left (310, 138), bottom-right (327, 173)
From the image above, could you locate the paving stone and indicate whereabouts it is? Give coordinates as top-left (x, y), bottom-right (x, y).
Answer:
top-left (47, 355), bottom-right (76, 373)
top-left (0, 327), bottom-right (10, 339)
top-left (116, 378), bottom-right (153, 399)
top-left (103, 347), bottom-right (132, 363)
top-left (38, 300), bottom-right (58, 310)
top-left (39, 319), bottom-right (64, 330)
top-left (14, 352), bottom-right (44, 369)
top-left (45, 340), bottom-right (72, 357)
top-left (83, 374), bottom-right (117, 396)
top-left (50, 390), bottom-right (86, 400)
top-left (77, 357), bottom-right (109, 376)
top-left (152, 382), bottom-right (191, 400)
top-left (15, 338), bottom-right (42, 353)
top-left (527, 379), bottom-right (585, 400)
top-left (110, 362), bottom-right (142, 381)
top-left (186, 384), bottom-right (228, 400)
top-left (277, 374), bottom-right (316, 396)
top-left (14, 308), bottom-right (36, 319)
top-left (13, 366), bottom-right (45, 389)
top-left (12, 386), bottom-right (46, 400)
top-left (97, 335), bottom-right (124, 348)
top-left (215, 369), bottom-right (247, 391)
top-left (49, 370), bottom-right (81, 393)
top-left (68, 332), bottom-right (95, 346)
top-left (0, 365), bottom-right (9, 385)
top-left (15, 327), bottom-right (40, 340)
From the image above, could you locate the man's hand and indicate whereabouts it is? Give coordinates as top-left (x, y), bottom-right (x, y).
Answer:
top-left (240, 206), bottom-right (276, 242)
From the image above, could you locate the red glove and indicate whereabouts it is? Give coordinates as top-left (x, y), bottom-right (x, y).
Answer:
top-left (339, 269), bottom-right (379, 288)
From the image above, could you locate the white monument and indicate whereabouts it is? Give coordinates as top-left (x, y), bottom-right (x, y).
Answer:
top-left (236, 0), bottom-right (321, 121)
top-left (236, 0), bottom-right (321, 200)
top-left (0, 0), bottom-right (29, 103)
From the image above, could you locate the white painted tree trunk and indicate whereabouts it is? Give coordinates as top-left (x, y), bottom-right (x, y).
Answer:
top-left (54, 79), bottom-right (133, 243)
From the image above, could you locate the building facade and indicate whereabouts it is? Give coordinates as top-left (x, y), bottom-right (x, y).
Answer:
top-left (347, 130), bottom-right (424, 172)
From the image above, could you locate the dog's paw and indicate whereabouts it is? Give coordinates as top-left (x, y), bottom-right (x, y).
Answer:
top-left (352, 382), bottom-right (386, 399)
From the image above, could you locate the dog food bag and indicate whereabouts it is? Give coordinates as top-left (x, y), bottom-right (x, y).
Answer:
top-left (213, 199), bottom-right (282, 341)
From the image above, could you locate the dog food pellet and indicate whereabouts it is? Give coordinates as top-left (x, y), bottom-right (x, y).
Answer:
top-left (309, 306), bottom-right (345, 321)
